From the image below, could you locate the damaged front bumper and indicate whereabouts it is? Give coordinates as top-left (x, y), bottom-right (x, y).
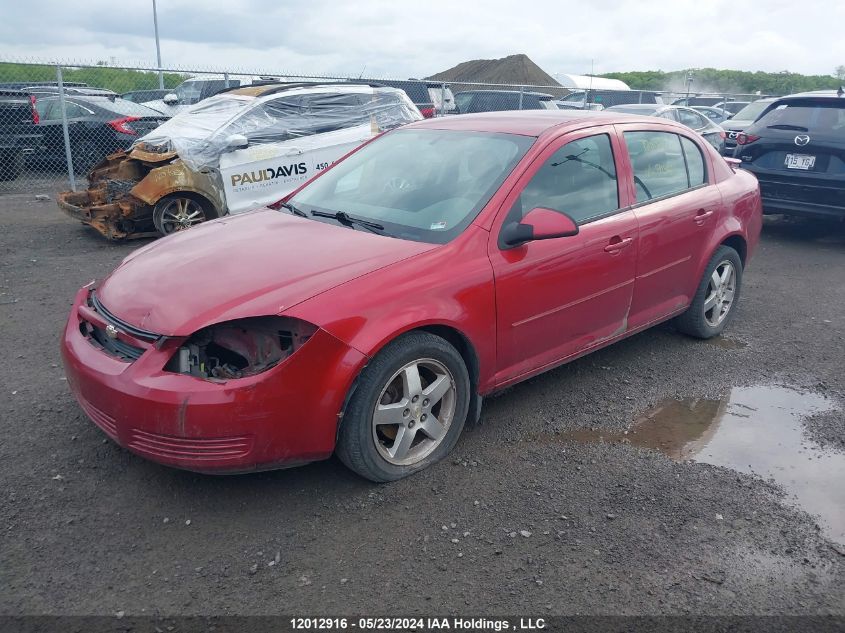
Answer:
top-left (61, 286), bottom-right (368, 473)
top-left (56, 147), bottom-right (223, 241)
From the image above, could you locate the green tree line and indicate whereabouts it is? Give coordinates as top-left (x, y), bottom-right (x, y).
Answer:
top-left (600, 68), bottom-right (843, 95)
top-left (0, 62), bottom-right (187, 93)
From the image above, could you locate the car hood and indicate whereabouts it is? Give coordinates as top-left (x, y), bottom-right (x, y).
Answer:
top-left (97, 209), bottom-right (437, 336)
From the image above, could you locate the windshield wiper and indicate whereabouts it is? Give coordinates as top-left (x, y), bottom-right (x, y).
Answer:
top-left (311, 210), bottom-right (385, 234)
top-left (766, 124), bottom-right (809, 131)
top-left (278, 201), bottom-right (308, 217)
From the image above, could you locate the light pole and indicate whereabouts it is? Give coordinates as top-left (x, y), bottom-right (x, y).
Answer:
top-left (152, 0), bottom-right (164, 89)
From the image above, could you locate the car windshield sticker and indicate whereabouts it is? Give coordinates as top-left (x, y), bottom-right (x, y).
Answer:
top-left (430, 221), bottom-right (447, 230)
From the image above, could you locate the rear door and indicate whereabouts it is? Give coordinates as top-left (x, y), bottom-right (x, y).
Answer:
top-left (489, 126), bottom-right (639, 385)
top-left (618, 125), bottom-right (722, 327)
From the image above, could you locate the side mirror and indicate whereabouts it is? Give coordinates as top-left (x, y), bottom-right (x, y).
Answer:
top-left (225, 133), bottom-right (249, 151)
top-left (500, 207), bottom-right (579, 248)
top-left (163, 93), bottom-right (179, 105)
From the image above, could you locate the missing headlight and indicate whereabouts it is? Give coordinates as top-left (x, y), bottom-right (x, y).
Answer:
top-left (166, 316), bottom-right (317, 380)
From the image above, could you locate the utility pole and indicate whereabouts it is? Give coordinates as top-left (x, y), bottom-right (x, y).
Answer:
top-left (152, 0), bottom-right (164, 89)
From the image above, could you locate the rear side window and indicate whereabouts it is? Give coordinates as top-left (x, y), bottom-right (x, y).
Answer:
top-left (625, 131), bottom-right (706, 202)
top-left (680, 137), bottom-right (706, 186)
top-left (516, 133), bottom-right (620, 225)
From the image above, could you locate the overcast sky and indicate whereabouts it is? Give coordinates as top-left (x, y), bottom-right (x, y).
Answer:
top-left (1, 0), bottom-right (843, 80)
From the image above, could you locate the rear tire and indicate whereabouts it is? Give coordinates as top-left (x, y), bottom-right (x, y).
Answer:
top-left (675, 245), bottom-right (743, 339)
top-left (336, 332), bottom-right (470, 482)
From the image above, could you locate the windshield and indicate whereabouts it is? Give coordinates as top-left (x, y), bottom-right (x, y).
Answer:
top-left (730, 100), bottom-right (771, 122)
top-left (291, 128), bottom-right (535, 244)
top-left (134, 94), bottom-right (255, 164)
top-left (175, 81), bottom-right (204, 105)
top-left (454, 93), bottom-right (474, 112)
top-left (561, 92), bottom-right (586, 102)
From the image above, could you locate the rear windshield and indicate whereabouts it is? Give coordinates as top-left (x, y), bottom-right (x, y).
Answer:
top-left (370, 80), bottom-right (430, 105)
top-left (756, 99), bottom-right (845, 135)
top-left (730, 100), bottom-right (771, 122)
top-left (607, 105), bottom-right (659, 115)
top-left (92, 98), bottom-right (166, 117)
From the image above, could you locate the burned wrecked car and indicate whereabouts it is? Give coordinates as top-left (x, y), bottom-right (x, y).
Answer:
top-left (56, 83), bottom-right (421, 239)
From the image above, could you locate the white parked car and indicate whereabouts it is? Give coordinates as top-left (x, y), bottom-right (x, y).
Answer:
top-left (56, 82), bottom-right (422, 239)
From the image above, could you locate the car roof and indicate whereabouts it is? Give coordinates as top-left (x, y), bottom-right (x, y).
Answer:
top-left (221, 82), bottom-right (386, 98)
top-left (403, 109), bottom-right (679, 137)
top-left (776, 90), bottom-right (845, 101)
top-left (456, 89), bottom-right (554, 98)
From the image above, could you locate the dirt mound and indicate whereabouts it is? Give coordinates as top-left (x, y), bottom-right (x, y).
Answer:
top-left (427, 53), bottom-right (560, 87)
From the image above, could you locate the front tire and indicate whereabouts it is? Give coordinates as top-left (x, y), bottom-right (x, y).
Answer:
top-left (675, 245), bottom-right (743, 339)
top-left (153, 194), bottom-right (216, 235)
top-left (336, 332), bottom-right (470, 482)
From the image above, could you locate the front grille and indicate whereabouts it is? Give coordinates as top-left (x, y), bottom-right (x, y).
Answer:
top-left (90, 291), bottom-right (160, 342)
top-left (77, 395), bottom-right (118, 440)
top-left (86, 323), bottom-right (145, 360)
top-left (128, 429), bottom-right (253, 461)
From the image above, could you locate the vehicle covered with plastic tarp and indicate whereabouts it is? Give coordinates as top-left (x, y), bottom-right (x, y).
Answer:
top-left (55, 83), bottom-right (422, 239)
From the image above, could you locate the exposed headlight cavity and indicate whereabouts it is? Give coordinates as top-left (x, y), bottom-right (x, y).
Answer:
top-left (166, 317), bottom-right (317, 380)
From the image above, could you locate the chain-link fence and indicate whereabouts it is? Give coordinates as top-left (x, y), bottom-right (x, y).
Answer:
top-left (0, 57), bottom-right (773, 235)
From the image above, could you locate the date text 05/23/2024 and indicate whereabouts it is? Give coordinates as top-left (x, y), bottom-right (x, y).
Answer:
top-left (289, 617), bottom-right (547, 631)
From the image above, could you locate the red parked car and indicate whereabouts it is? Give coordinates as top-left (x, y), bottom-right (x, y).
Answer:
top-left (61, 111), bottom-right (762, 481)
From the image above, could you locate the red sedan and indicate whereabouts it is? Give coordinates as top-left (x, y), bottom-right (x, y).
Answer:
top-left (61, 111), bottom-right (762, 481)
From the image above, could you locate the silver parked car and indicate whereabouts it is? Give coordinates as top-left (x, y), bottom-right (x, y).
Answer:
top-left (604, 104), bottom-right (726, 152)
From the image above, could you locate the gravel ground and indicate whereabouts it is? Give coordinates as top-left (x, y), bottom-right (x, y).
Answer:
top-left (1, 190), bottom-right (843, 617)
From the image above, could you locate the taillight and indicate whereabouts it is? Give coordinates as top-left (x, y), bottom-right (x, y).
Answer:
top-left (736, 133), bottom-right (760, 146)
top-left (107, 116), bottom-right (141, 135)
top-left (29, 95), bottom-right (39, 124)
top-left (420, 107), bottom-right (435, 118)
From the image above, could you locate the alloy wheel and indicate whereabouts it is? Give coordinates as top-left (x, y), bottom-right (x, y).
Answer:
top-left (155, 198), bottom-right (207, 234)
top-left (703, 260), bottom-right (736, 327)
top-left (371, 358), bottom-right (456, 466)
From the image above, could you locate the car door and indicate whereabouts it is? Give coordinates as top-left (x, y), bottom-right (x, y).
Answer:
top-left (617, 125), bottom-right (722, 328)
top-left (488, 126), bottom-right (639, 385)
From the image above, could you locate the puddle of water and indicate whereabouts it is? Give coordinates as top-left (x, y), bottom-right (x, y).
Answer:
top-left (706, 336), bottom-right (747, 350)
top-left (562, 386), bottom-right (845, 546)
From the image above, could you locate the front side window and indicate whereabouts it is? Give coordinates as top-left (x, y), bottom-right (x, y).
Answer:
top-left (514, 133), bottom-right (620, 225)
top-left (291, 128), bottom-right (534, 244)
top-left (625, 131), bottom-right (706, 202)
